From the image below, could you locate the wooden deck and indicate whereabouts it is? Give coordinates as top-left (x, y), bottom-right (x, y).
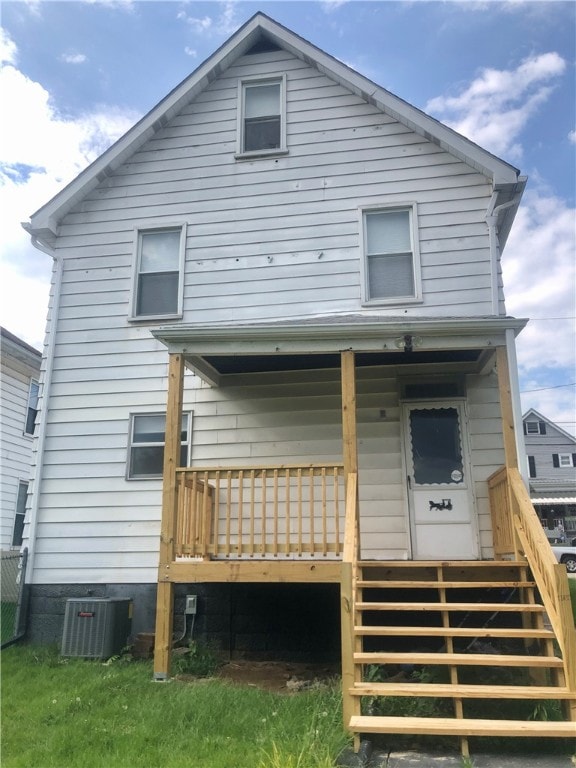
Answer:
top-left (152, 350), bottom-right (575, 755)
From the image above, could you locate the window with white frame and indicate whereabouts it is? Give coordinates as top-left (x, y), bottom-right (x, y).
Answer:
top-left (24, 379), bottom-right (39, 436)
top-left (361, 205), bottom-right (421, 303)
top-left (127, 412), bottom-right (191, 479)
top-left (557, 453), bottom-right (574, 468)
top-left (525, 420), bottom-right (546, 435)
top-left (238, 77), bottom-right (286, 155)
top-left (12, 481), bottom-right (28, 547)
top-left (132, 227), bottom-right (185, 319)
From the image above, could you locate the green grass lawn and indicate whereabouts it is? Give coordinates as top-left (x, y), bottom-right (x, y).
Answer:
top-left (1, 602), bottom-right (17, 645)
top-left (1, 645), bottom-right (349, 768)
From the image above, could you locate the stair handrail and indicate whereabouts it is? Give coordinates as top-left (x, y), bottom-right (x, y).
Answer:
top-left (341, 472), bottom-right (360, 734)
top-left (489, 466), bottom-right (576, 689)
top-left (343, 472), bottom-right (359, 564)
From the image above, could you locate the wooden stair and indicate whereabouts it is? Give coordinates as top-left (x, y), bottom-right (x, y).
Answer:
top-left (347, 561), bottom-right (576, 752)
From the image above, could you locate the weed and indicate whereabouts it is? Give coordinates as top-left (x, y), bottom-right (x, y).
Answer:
top-left (171, 640), bottom-right (223, 677)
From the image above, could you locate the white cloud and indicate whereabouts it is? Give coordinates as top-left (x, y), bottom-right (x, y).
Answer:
top-left (426, 53), bottom-right (566, 160)
top-left (502, 187), bottom-right (576, 433)
top-left (176, 1), bottom-right (240, 38)
top-left (59, 52), bottom-right (88, 65)
top-left (0, 31), bottom-right (139, 348)
top-left (177, 10), bottom-right (212, 33)
top-left (321, 0), bottom-right (350, 11)
top-left (184, 47), bottom-right (198, 58)
top-left (0, 26), bottom-right (18, 64)
top-left (569, 129), bottom-right (576, 144)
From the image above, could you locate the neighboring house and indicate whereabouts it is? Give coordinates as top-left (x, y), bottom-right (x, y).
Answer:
top-left (22, 14), bottom-right (575, 753)
top-left (0, 327), bottom-right (42, 552)
top-left (523, 409), bottom-right (576, 543)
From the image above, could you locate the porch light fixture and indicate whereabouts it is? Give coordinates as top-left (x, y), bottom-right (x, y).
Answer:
top-left (395, 334), bottom-right (422, 353)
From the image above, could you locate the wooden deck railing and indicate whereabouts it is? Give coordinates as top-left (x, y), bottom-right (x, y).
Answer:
top-left (175, 463), bottom-right (345, 559)
top-left (488, 466), bottom-right (576, 688)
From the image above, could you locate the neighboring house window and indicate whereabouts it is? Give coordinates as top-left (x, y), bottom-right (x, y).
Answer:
top-left (553, 453), bottom-right (575, 468)
top-left (528, 456), bottom-right (537, 478)
top-left (237, 76), bottom-right (286, 155)
top-left (131, 226), bottom-right (185, 319)
top-left (12, 481), bottom-right (28, 547)
top-left (127, 413), bottom-right (191, 479)
top-left (524, 421), bottom-right (546, 435)
top-left (24, 379), bottom-right (39, 435)
top-left (361, 205), bottom-right (421, 304)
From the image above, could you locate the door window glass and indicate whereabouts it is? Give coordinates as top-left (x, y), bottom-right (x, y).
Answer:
top-left (409, 407), bottom-right (463, 485)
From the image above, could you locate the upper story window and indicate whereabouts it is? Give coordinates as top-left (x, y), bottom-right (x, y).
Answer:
top-left (554, 453), bottom-right (575, 469)
top-left (360, 205), bottom-right (421, 305)
top-left (237, 76), bottom-right (287, 157)
top-left (24, 379), bottom-right (39, 436)
top-left (131, 226), bottom-right (186, 320)
top-left (127, 412), bottom-right (191, 479)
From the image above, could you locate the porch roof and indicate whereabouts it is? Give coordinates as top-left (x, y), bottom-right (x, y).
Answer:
top-left (152, 315), bottom-right (527, 384)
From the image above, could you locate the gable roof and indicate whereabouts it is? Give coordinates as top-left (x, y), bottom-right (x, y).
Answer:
top-left (523, 408), bottom-right (576, 444)
top-left (23, 12), bottom-right (526, 248)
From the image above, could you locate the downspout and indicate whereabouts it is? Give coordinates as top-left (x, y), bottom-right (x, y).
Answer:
top-left (21, 233), bottom-right (62, 585)
top-left (485, 195), bottom-right (517, 316)
top-left (486, 192), bottom-right (529, 486)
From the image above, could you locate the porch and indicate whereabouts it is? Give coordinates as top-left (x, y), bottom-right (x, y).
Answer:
top-left (151, 325), bottom-right (575, 752)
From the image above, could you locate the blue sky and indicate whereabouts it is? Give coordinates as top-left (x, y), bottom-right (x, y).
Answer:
top-left (1, 0), bottom-right (575, 432)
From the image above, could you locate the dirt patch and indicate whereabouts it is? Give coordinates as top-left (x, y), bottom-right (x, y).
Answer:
top-left (214, 660), bottom-right (340, 693)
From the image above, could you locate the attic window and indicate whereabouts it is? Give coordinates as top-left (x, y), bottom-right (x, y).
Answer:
top-left (237, 76), bottom-right (287, 157)
top-left (524, 421), bottom-right (546, 435)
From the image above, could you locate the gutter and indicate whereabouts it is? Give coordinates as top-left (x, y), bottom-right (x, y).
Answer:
top-left (20, 228), bottom-right (62, 585)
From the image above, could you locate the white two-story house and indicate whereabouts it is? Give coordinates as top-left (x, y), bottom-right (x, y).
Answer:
top-left (22, 13), bottom-right (575, 755)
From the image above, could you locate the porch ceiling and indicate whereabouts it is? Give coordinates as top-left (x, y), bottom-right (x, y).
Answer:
top-left (152, 315), bottom-right (527, 384)
top-left (201, 349), bottom-right (481, 375)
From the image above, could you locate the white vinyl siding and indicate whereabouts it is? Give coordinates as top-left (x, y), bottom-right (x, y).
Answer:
top-left (130, 226), bottom-right (186, 320)
top-left (237, 75), bottom-right (286, 157)
top-left (25, 47), bottom-right (508, 584)
top-left (361, 205), bottom-right (421, 304)
top-left (58, 49), bottom-right (497, 324)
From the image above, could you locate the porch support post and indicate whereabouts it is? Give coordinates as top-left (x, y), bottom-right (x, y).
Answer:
top-left (341, 350), bottom-right (359, 478)
top-left (340, 350), bottom-right (360, 739)
top-left (154, 352), bottom-right (185, 680)
top-left (496, 345), bottom-right (519, 471)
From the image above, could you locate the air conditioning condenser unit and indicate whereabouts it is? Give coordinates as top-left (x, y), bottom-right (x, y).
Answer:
top-left (61, 598), bottom-right (132, 659)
